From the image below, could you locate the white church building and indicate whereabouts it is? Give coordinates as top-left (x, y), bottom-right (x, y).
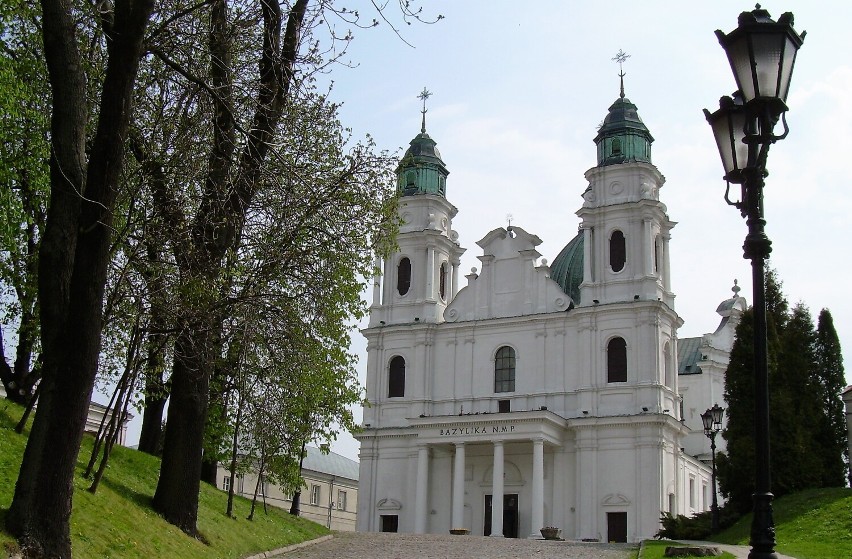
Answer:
top-left (355, 86), bottom-right (744, 542)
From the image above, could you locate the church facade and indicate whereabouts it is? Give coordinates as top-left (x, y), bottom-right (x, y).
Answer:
top-left (355, 89), bottom-right (741, 542)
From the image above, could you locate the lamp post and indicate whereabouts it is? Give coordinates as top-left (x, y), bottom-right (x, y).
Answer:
top-left (703, 6), bottom-right (805, 559)
top-left (701, 404), bottom-right (724, 534)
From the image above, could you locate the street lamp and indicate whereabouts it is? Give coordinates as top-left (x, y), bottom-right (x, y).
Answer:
top-left (701, 404), bottom-right (724, 534)
top-left (703, 5), bottom-right (805, 559)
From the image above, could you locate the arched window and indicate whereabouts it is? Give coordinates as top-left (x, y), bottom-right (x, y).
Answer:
top-left (607, 337), bottom-right (627, 383)
top-left (397, 257), bottom-right (411, 296)
top-left (611, 137), bottom-right (622, 156)
top-left (610, 230), bottom-right (626, 272)
top-left (388, 356), bottom-right (405, 398)
top-left (439, 262), bottom-right (448, 300)
top-left (494, 346), bottom-right (516, 393)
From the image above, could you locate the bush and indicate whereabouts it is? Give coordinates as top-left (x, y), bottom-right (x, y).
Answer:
top-left (656, 507), bottom-right (741, 541)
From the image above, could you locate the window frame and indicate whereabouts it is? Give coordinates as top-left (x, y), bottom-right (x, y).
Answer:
top-left (609, 229), bottom-right (626, 273)
top-left (494, 346), bottom-right (516, 393)
top-left (607, 337), bottom-right (628, 383)
top-left (310, 484), bottom-right (321, 506)
top-left (397, 257), bottom-right (412, 296)
top-left (337, 489), bottom-right (347, 511)
top-left (388, 355), bottom-right (405, 398)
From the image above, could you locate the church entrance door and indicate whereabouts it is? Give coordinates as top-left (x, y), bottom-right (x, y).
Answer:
top-left (606, 512), bottom-right (627, 543)
top-left (484, 494), bottom-right (519, 538)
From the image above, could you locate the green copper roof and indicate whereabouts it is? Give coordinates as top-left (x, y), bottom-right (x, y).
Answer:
top-left (550, 231), bottom-right (584, 304)
top-left (593, 95), bottom-right (654, 167)
top-left (395, 130), bottom-right (449, 197)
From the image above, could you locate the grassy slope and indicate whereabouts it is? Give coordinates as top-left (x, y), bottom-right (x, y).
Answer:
top-left (0, 402), bottom-right (329, 558)
top-left (713, 487), bottom-right (852, 559)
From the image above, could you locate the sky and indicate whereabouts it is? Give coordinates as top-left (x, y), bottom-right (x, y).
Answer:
top-left (113, 1), bottom-right (851, 461)
top-left (312, 1), bottom-right (852, 462)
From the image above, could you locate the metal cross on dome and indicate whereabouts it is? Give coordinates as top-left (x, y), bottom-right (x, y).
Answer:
top-left (612, 49), bottom-right (630, 98)
top-left (418, 87), bottom-right (432, 133)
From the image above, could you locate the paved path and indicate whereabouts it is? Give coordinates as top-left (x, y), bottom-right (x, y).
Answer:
top-left (272, 532), bottom-right (635, 559)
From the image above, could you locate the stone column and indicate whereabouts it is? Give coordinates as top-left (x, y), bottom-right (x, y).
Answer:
top-left (491, 441), bottom-right (504, 537)
top-left (530, 438), bottom-right (545, 538)
top-left (452, 442), bottom-right (466, 529)
top-left (414, 445), bottom-right (429, 533)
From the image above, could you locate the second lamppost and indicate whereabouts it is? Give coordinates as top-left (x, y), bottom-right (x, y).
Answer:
top-left (701, 404), bottom-right (724, 534)
top-left (704, 5), bottom-right (805, 559)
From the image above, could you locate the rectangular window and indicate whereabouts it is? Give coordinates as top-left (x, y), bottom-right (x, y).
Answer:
top-left (236, 474), bottom-right (244, 494)
top-left (337, 490), bottom-right (347, 511)
top-left (497, 399), bottom-right (510, 413)
top-left (223, 476), bottom-right (231, 492)
top-left (689, 477), bottom-right (696, 509)
top-left (310, 484), bottom-right (321, 506)
top-left (702, 483), bottom-right (708, 511)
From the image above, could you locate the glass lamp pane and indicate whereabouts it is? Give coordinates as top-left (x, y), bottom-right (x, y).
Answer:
top-left (779, 36), bottom-right (798, 102)
top-left (727, 36), bottom-right (755, 102)
top-left (751, 32), bottom-right (783, 98)
top-left (701, 410), bottom-right (713, 431)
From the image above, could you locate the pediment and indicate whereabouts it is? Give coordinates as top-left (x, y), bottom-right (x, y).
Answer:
top-left (601, 493), bottom-right (631, 506)
top-left (444, 226), bottom-right (572, 322)
top-left (377, 498), bottom-right (403, 510)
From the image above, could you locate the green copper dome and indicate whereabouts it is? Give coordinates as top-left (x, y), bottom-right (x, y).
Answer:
top-left (593, 94), bottom-right (654, 167)
top-left (550, 231), bottom-right (584, 304)
top-left (395, 130), bottom-right (449, 197)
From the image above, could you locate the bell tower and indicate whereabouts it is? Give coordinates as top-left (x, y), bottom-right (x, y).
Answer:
top-left (368, 89), bottom-right (465, 327)
top-left (576, 54), bottom-right (675, 307)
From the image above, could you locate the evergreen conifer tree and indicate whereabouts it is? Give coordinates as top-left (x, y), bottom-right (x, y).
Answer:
top-left (814, 309), bottom-right (848, 486)
top-left (718, 270), bottom-right (849, 515)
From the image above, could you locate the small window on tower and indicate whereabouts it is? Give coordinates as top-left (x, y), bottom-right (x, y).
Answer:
top-left (612, 137), bottom-right (622, 156)
top-left (439, 262), bottom-right (448, 300)
top-left (388, 356), bottom-right (405, 398)
top-left (607, 337), bottom-right (627, 383)
top-left (397, 257), bottom-right (411, 296)
top-left (610, 230), bottom-right (626, 272)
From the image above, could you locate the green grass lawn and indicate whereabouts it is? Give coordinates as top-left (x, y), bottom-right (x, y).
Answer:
top-left (711, 487), bottom-right (852, 559)
top-left (0, 401), bottom-right (329, 558)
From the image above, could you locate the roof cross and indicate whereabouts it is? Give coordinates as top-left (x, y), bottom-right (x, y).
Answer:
top-left (612, 49), bottom-right (631, 99)
top-left (418, 87), bottom-right (432, 133)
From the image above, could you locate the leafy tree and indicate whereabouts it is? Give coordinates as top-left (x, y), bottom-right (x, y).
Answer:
top-left (0, 0), bottom-right (49, 405)
top-left (5, 0), bottom-right (155, 556)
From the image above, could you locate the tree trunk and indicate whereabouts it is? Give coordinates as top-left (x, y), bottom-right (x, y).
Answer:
top-left (152, 322), bottom-right (212, 536)
top-left (137, 389), bottom-right (167, 455)
top-left (5, 0), bottom-right (153, 555)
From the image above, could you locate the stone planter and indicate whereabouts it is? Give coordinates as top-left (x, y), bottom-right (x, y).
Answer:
top-left (449, 528), bottom-right (469, 535)
top-left (539, 527), bottom-right (562, 540)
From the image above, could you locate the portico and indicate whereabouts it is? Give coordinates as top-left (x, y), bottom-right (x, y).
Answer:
top-left (408, 410), bottom-right (565, 538)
